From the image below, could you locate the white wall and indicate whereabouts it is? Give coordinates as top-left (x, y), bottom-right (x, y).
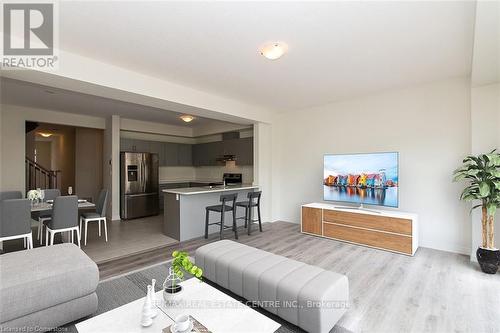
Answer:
top-left (470, 83), bottom-right (500, 255)
top-left (120, 118), bottom-right (192, 137)
top-left (254, 122), bottom-right (273, 222)
top-left (111, 115), bottom-right (121, 220)
top-left (271, 77), bottom-right (472, 254)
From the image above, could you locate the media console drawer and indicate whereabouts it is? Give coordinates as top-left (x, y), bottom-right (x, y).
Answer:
top-left (323, 210), bottom-right (412, 235)
top-left (323, 223), bottom-right (413, 254)
top-left (301, 203), bottom-right (418, 256)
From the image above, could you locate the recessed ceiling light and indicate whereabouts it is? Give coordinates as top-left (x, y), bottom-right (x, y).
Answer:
top-left (260, 42), bottom-right (288, 60)
top-left (39, 133), bottom-right (52, 138)
top-left (180, 115), bottom-right (195, 123)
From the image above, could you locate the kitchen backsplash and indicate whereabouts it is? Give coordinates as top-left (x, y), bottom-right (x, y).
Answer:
top-left (160, 165), bottom-right (254, 183)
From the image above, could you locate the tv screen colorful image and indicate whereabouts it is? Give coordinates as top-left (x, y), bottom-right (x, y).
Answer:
top-left (324, 152), bottom-right (399, 207)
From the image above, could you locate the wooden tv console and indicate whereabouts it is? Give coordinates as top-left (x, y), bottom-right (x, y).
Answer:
top-left (301, 203), bottom-right (418, 255)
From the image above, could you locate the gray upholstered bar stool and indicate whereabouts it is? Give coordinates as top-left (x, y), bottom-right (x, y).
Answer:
top-left (37, 189), bottom-right (61, 245)
top-left (205, 193), bottom-right (238, 240)
top-left (0, 198), bottom-right (33, 249)
top-left (45, 195), bottom-right (80, 247)
top-left (236, 191), bottom-right (262, 235)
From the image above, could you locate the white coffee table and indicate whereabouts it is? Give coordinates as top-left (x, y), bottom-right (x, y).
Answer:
top-left (76, 278), bottom-right (280, 333)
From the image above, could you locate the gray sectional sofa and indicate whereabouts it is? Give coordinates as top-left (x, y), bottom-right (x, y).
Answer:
top-left (0, 244), bottom-right (99, 331)
top-left (195, 240), bottom-right (349, 333)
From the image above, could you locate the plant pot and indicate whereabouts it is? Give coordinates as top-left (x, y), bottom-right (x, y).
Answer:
top-left (163, 284), bottom-right (183, 303)
top-left (476, 247), bottom-right (500, 274)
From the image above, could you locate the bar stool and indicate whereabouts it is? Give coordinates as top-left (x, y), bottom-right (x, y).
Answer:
top-left (236, 191), bottom-right (262, 235)
top-left (205, 193), bottom-right (238, 240)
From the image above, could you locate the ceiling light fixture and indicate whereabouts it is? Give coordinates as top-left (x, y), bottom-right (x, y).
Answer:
top-left (260, 42), bottom-right (288, 60)
top-left (39, 133), bottom-right (52, 138)
top-left (180, 115), bottom-right (195, 123)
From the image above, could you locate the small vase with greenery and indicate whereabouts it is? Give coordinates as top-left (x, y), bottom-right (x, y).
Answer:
top-left (453, 150), bottom-right (500, 274)
top-left (162, 250), bottom-right (203, 301)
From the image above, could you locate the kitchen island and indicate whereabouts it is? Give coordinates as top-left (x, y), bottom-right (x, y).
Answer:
top-left (163, 184), bottom-right (259, 241)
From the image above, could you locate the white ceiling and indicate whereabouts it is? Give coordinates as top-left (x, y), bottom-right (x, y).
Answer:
top-left (0, 78), bottom-right (246, 128)
top-left (53, 1), bottom-right (476, 111)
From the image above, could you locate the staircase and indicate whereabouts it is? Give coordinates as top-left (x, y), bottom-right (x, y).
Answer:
top-left (25, 157), bottom-right (60, 192)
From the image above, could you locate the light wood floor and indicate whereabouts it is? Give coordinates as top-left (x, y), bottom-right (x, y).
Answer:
top-left (81, 214), bottom-right (177, 263)
top-left (1, 214), bottom-right (178, 264)
top-left (99, 221), bottom-right (500, 333)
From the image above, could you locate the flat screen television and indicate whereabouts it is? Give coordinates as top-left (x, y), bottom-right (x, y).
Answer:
top-left (323, 152), bottom-right (399, 207)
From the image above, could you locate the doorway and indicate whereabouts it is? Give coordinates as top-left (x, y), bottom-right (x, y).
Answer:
top-left (25, 121), bottom-right (104, 202)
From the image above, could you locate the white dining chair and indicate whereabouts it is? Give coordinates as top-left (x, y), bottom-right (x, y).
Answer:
top-left (37, 189), bottom-right (61, 245)
top-left (0, 198), bottom-right (33, 250)
top-left (80, 189), bottom-right (108, 246)
top-left (45, 196), bottom-right (80, 248)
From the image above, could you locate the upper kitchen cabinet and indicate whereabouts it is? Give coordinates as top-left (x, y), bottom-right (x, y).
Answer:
top-left (193, 141), bottom-right (223, 166)
top-left (164, 142), bottom-right (193, 166)
top-left (177, 144), bottom-right (193, 166)
top-left (120, 138), bottom-right (134, 152)
top-left (164, 143), bottom-right (178, 166)
top-left (149, 141), bottom-right (165, 164)
top-left (120, 138), bottom-right (149, 152)
top-left (223, 137), bottom-right (253, 165)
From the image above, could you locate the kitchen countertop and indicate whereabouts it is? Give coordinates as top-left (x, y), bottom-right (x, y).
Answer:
top-left (162, 184), bottom-right (259, 195)
top-left (159, 179), bottom-right (221, 184)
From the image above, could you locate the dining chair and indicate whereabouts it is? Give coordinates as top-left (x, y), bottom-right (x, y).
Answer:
top-left (0, 198), bottom-right (33, 249)
top-left (0, 191), bottom-right (22, 201)
top-left (37, 189), bottom-right (61, 245)
top-left (45, 196), bottom-right (80, 248)
top-left (80, 189), bottom-right (108, 246)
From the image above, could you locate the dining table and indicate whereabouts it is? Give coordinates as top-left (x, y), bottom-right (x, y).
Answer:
top-left (30, 200), bottom-right (96, 212)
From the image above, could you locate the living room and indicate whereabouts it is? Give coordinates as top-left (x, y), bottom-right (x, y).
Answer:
top-left (0, 1), bottom-right (499, 333)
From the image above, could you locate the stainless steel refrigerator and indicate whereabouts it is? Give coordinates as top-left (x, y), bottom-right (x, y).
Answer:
top-left (120, 152), bottom-right (159, 220)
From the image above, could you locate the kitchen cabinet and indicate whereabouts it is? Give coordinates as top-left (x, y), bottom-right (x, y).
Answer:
top-left (159, 182), bottom-right (190, 210)
top-left (164, 143), bottom-right (178, 166)
top-left (120, 138), bottom-right (134, 152)
top-left (132, 140), bottom-right (150, 153)
top-left (149, 141), bottom-right (165, 165)
top-left (163, 143), bottom-right (192, 166)
top-left (193, 142), bottom-right (220, 166)
top-left (192, 138), bottom-right (253, 166)
top-left (236, 137), bottom-right (253, 165)
top-left (120, 136), bottom-right (253, 167)
top-left (222, 137), bottom-right (253, 165)
top-left (177, 144), bottom-right (192, 166)
top-left (120, 138), bottom-right (150, 153)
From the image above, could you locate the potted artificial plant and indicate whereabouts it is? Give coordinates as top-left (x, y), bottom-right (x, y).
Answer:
top-left (163, 250), bottom-right (203, 301)
top-left (453, 150), bottom-right (500, 274)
